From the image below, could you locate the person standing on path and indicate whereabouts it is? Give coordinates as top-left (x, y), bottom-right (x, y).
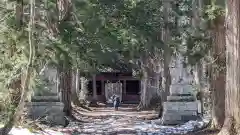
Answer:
top-left (111, 95), bottom-right (120, 111)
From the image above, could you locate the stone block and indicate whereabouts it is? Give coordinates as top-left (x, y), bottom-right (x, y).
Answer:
top-left (181, 115), bottom-right (199, 121)
top-left (163, 110), bottom-right (197, 116)
top-left (161, 112), bottom-right (184, 125)
top-left (162, 113), bottom-right (182, 121)
top-left (161, 102), bottom-right (198, 125)
top-left (26, 102), bottom-right (67, 126)
top-left (161, 110), bottom-right (198, 125)
top-left (170, 85), bottom-right (193, 95)
top-left (163, 102), bottom-right (198, 111)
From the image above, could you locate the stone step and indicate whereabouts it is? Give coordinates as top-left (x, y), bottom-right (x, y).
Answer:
top-left (163, 102), bottom-right (198, 111)
top-left (167, 95), bottom-right (195, 102)
top-left (162, 113), bottom-right (182, 121)
top-left (162, 115), bottom-right (199, 125)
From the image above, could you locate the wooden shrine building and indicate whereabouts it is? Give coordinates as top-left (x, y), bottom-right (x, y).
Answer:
top-left (87, 72), bottom-right (140, 104)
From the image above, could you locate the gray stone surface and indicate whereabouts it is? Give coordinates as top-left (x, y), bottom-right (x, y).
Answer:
top-left (162, 56), bottom-right (198, 125)
top-left (31, 96), bottom-right (60, 102)
top-left (170, 84), bottom-right (193, 95)
top-left (167, 95), bottom-right (195, 101)
top-left (162, 96), bottom-right (198, 125)
top-left (163, 102), bottom-right (198, 111)
top-left (163, 110), bottom-right (197, 116)
top-left (26, 102), bottom-right (67, 126)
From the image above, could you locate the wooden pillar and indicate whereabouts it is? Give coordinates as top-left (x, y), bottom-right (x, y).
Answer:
top-left (75, 69), bottom-right (80, 93)
top-left (139, 79), bottom-right (141, 95)
top-left (101, 80), bottom-right (104, 95)
top-left (92, 74), bottom-right (97, 100)
top-left (123, 80), bottom-right (126, 94)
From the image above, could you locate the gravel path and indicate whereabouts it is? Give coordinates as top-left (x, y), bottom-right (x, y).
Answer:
top-left (49, 104), bottom-right (209, 135)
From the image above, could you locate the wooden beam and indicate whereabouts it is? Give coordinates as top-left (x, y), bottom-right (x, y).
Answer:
top-left (92, 74), bottom-right (97, 100)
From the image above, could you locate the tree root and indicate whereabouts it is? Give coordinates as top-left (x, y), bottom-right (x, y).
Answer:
top-left (218, 117), bottom-right (240, 135)
top-left (72, 100), bottom-right (92, 111)
top-left (184, 118), bottom-right (213, 135)
top-left (137, 102), bottom-right (143, 111)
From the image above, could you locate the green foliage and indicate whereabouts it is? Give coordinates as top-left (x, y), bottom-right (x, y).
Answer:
top-left (204, 0), bottom-right (225, 21)
top-left (32, 76), bottom-right (56, 96)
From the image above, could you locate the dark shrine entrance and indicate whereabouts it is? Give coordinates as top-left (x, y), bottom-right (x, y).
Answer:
top-left (126, 80), bottom-right (140, 95)
top-left (87, 81), bottom-right (102, 95)
top-left (86, 72), bottom-right (140, 103)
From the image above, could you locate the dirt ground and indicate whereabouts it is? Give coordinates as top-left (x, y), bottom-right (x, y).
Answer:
top-left (51, 104), bottom-right (217, 135)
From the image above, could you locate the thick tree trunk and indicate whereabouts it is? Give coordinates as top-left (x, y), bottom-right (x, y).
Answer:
top-left (138, 68), bottom-right (149, 109)
top-left (218, 1), bottom-right (240, 134)
top-left (138, 68), bottom-right (161, 110)
top-left (162, 0), bottom-right (171, 102)
top-left (193, 62), bottom-right (205, 113)
top-left (162, 49), bottom-right (171, 101)
top-left (138, 56), bottom-right (162, 110)
top-left (211, 15), bottom-right (226, 129)
top-left (59, 63), bottom-right (72, 116)
top-left (6, 0), bottom-right (24, 112)
top-left (192, 0), bottom-right (206, 115)
top-left (8, 78), bottom-right (22, 108)
top-left (71, 69), bottom-right (81, 106)
top-left (16, 0), bottom-right (23, 28)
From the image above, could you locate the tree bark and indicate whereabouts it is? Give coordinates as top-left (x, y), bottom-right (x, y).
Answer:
top-left (162, 49), bottom-right (171, 101)
top-left (16, 0), bottom-right (23, 28)
top-left (218, 0), bottom-right (240, 134)
top-left (192, 0), bottom-right (206, 115)
top-left (71, 68), bottom-right (81, 106)
top-left (162, 0), bottom-right (171, 102)
top-left (211, 15), bottom-right (226, 129)
top-left (59, 63), bottom-right (72, 116)
top-left (138, 56), bottom-right (162, 110)
top-left (6, 0), bottom-right (24, 112)
top-left (138, 67), bottom-right (149, 109)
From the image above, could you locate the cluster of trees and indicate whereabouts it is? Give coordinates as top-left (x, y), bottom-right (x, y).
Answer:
top-left (0, 0), bottom-right (240, 135)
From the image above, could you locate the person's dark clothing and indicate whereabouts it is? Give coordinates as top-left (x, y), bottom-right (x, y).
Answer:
top-left (111, 95), bottom-right (120, 110)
